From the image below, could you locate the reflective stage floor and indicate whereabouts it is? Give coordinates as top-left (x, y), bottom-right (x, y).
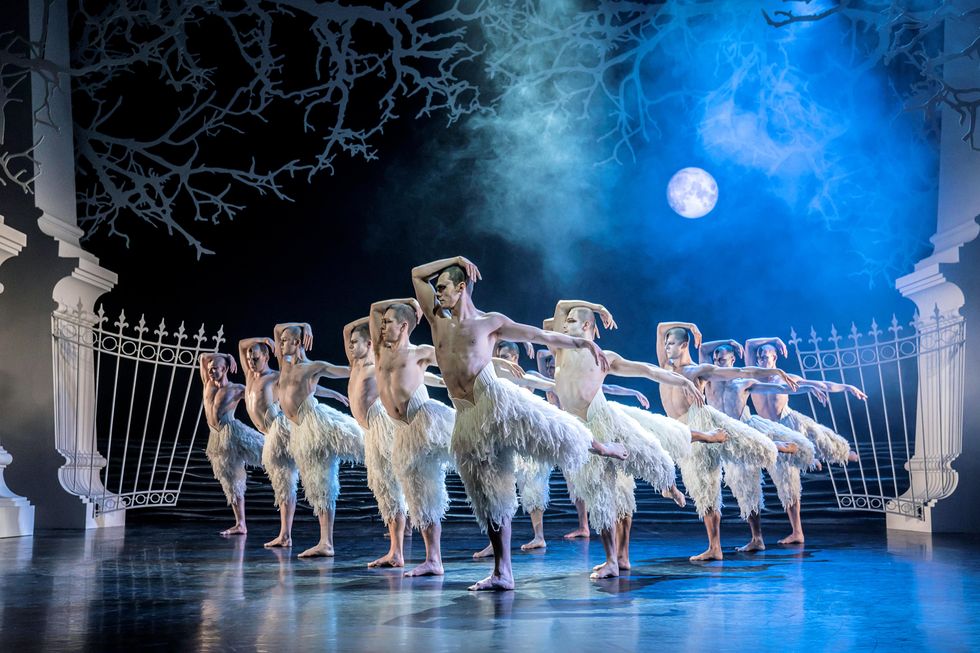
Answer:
top-left (1, 520), bottom-right (977, 652)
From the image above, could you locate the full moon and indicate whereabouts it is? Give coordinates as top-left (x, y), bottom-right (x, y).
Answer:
top-left (666, 167), bottom-right (718, 219)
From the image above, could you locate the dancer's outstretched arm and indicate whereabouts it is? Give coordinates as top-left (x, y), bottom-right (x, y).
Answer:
top-left (492, 314), bottom-right (609, 371)
top-left (606, 351), bottom-right (704, 407)
top-left (602, 384), bottom-right (651, 409)
top-left (315, 387), bottom-right (350, 406)
top-left (424, 372), bottom-right (446, 388)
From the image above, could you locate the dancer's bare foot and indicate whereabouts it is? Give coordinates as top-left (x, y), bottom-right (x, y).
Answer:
top-left (468, 573), bottom-right (514, 591)
top-left (778, 533), bottom-right (805, 545)
top-left (520, 536), bottom-right (546, 551)
top-left (706, 428), bottom-right (728, 444)
top-left (563, 527), bottom-right (590, 539)
top-left (404, 560), bottom-right (444, 577)
top-left (736, 538), bottom-right (766, 553)
top-left (220, 524), bottom-right (247, 536)
top-left (690, 547), bottom-right (723, 562)
top-left (590, 561), bottom-right (620, 579)
top-left (298, 542), bottom-right (334, 558)
top-left (473, 544), bottom-right (494, 559)
top-left (775, 441), bottom-right (799, 454)
top-left (591, 440), bottom-right (628, 460)
top-left (264, 534), bottom-right (292, 548)
top-left (663, 485), bottom-right (687, 508)
top-left (848, 451), bottom-right (859, 463)
top-left (368, 553), bottom-right (404, 568)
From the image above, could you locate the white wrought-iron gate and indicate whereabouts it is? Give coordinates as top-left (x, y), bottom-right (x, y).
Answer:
top-left (790, 307), bottom-right (965, 521)
top-left (51, 303), bottom-right (223, 515)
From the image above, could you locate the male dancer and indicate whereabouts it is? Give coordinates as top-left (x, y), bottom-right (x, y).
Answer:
top-left (553, 301), bottom-right (701, 578)
top-left (657, 321), bottom-right (797, 561)
top-left (412, 255), bottom-right (627, 591)
top-left (370, 298), bottom-right (455, 577)
top-left (338, 317), bottom-right (410, 568)
top-left (199, 352), bottom-right (264, 536)
top-left (745, 337), bottom-right (866, 544)
top-left (238, 337), bottom-right (348, 548)
top-left (275, 322), bottom-right (364, 558)
top-left (697, 339), bottom-right (823, 552)
top-left (472, 340), bottom-right (656, 556)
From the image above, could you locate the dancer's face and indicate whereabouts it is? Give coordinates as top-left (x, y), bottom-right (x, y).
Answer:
top-left (348, 332), bottom-right (370, 360)
top-left (434, 272), bottom-right (464, 310)
top-left (562, 309), bottom-right (589, 338)
top-left (279, 333), bottom-right (299, 357)
top-left (713, 348), bottom-right (735, 368)
top-left (756, 345), bottom-right (778, 369)
top-left (246, 345), bottom-right (269, 373)
top-left (381, 309), bottom-right (405, 344)
top-left (494, 344), bottom-right (518, 364)
top-left (207, 358), bottom-right (227, 383)
top-left (542, 354), bottom-right (556, 378)
top-left (663, 334), bottom-right (688, 362)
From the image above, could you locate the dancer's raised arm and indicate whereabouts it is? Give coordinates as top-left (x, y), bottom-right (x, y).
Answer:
top-left (657, 321), bottom-right (702, 366)
top-left (553, 300), bottom-right (617, 336)
top-left (274, 322), bottom-right (313, 355)
top-left (744, 337), bottom-right (787, 366)
top-left (412, 256), bottom-right (480, 320)
top-left (342, 317), bottom-right (370, 365)
top-left (699, 339), bottom-right (744, 363)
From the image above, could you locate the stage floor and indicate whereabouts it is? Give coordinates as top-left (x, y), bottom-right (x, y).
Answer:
top-left (1, 520), bottom-right (977, 652)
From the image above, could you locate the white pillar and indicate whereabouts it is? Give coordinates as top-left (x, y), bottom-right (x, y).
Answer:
top-left (0, 216), bottom-right (35, 538)
top-left (889, 15), bottom-right (980, 533)
top-left (29, 1), bottom-right (122, 529)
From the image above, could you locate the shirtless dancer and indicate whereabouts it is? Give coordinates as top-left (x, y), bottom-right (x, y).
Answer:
top-left (746, 337), bottom-right (866, 544)
top-left (370, 298), bottom-right (455, 577)
top-left (535, 330), bottom-right (652, 541)
top-left (238, 337), bottom-right (349, 548)
top-left (657, 321), bottom-right (798, 561)
top-left (553, 301), bottom-right (701, 578)
top-left (470, 340), bottom-right (655, 557)
top-left (697, 339), bottom-right (823, 552)
top-left (412, 256), bottom-right (627, 591)
top-left (275, 322), bottom-right (364, 558)
top-left (199, 352), bottom-right (264, 536)
top-left (338, 318), bottom-right (409, 567)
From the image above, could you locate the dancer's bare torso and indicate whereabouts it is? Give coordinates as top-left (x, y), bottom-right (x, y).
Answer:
top-left (554, 348), bottom-right (605, 420)
top-left (430, 312), bottom-right (502, 403)
top-left (347, 359), bottom-right (380, 427)
top-left (706, 377), bottom-right (754, 419)
top-left (243, 370), bottom-right (279, 432)
top-left (277, 360), bottom-right (323, 423)
top-left (377, 344), bottom-right (430, 422)
top-left (660, 365), bottom-right (706, 420)
top-left (750, 373), bottom-right (789, 421)
top-left (204, 383), bottom-right (244, 430)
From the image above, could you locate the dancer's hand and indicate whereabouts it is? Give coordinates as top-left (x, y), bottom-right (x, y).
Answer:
top-left (691, 325), bottom-right (702, 348)
top-left (458, 256), bottom-right (481, 283)
top-left (733, 341), bottom-right (745, 359)
top-left (227, 355), bottom-right (238, 375)
top-left (597, 307), bottom-right (617, 331)
top-left (847, 385), bottom-right (868, 401)
top-left (683, 380), bottom-right (705, 407)
top-left (523, 342), bottom-right (535, 359)
top-left (634, 390), bottom-right (650, 409)
top-left (494, 357), bottom-right (525, 379)
top-left (778, 339), bottom-right (788, 358)
top-left (583, 341), bottom-right (609, 372)
top-left (808, 386), bottom-right (829, 406)
top-left (302, 324), bottom-right (314, 351)
top-left (776, 369), bottom-right (799, 391)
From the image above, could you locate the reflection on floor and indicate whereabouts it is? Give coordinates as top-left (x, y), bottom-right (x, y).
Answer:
top-left (1, 520), bottom-right (977, 651)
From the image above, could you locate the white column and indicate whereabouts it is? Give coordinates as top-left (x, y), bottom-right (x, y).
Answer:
top-left (29, 1), bottom-right (122, 529)
top-left (0, 216), bottom-right (35, 538)
top-left (889, 16), bottom-right (980, 533)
